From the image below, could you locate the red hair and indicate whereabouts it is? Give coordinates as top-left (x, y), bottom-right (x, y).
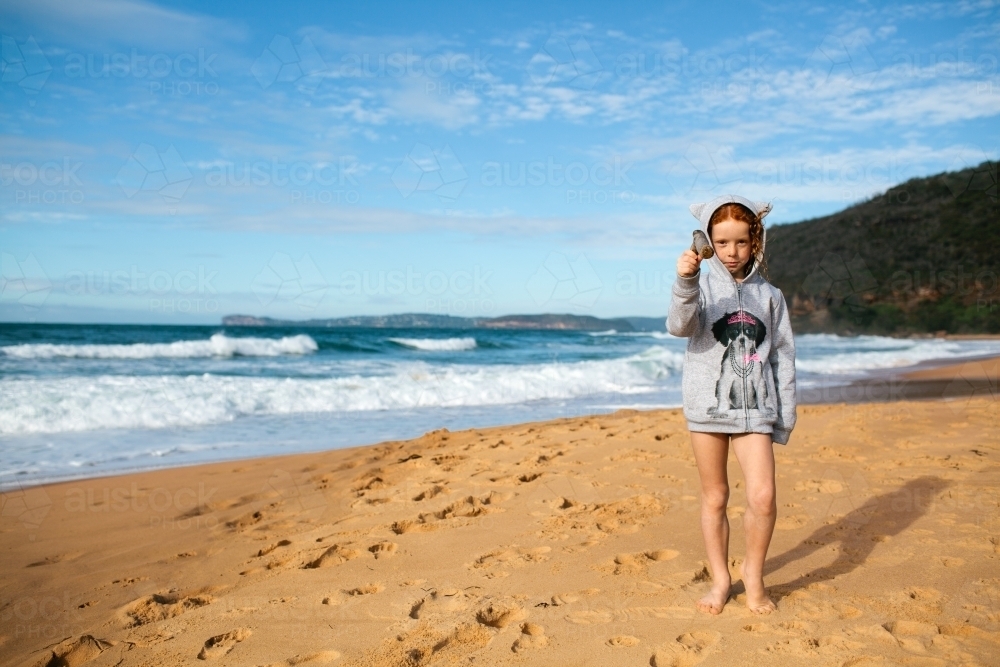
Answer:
top-left (708, 202), bottom-right (767, 278)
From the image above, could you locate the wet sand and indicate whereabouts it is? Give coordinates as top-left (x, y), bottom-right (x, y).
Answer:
top-left (800, 354), bottom-right (999, 405)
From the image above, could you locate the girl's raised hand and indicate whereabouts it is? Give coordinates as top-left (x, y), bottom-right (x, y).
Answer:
top-left (677, 249), bottom-right (702, 278)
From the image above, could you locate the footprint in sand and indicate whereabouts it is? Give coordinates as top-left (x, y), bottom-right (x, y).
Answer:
top-left (512, 623), bottom-right (548, 652)
top-left (26, 551), bottom-right (85, 567)
top-left (607, 549), bottom-right (680, 575)
top-left (475, 599), bottom-right (527, 628)
top-left (607, 635), bottom-right (640, 647)
top-left (122, 588), bottom-right (217, 627)
top-left (882, 619), bottom-right (940, 654)
top-left (392, 493), bottom-right (505, 533)
top-left (197, 628), bottom-right (251, 660)
top-left (344, 583), bottom-right (382, 596)
top-left (412, 484), bottom-right (448, 501)
top-left (261, 651), bottom-right (341, 666)
top-left (651, 631), bottom-right (721, 667)
top-left (776, 620), bottom-right (816, 635)
top-left (742, 623), bottom-right (771, 634)
top-left (368, 541), bottom-right (398, 559)
top-left (389, 619), bottom-right (493, 664)
top-left (409, 588), bottom-right (477, 620)
top-left (305, 544), bottom-right (361, 569)
top-left (560, 494), bottom-right (666, 536)
top-left (257, 540), bottom-right (292, 557)
top-left (469, 546), bottom-right (551, 577)
top-left (352, 473), bottom-right (392, 495)
top-left (36, 635), bottom-right (114, 666)
top-left (833, 602), bottom-right (863, 619)
top-left (201, 492), bottom-right (264, 518)
top-left (226, 505), bottom-right (278, 531)
top-left (546, 591), bottom-right (591, 607)
top-left (430, 453), bottom-right (467, 470)
top-left (390, 519), bottom-right (437, 534)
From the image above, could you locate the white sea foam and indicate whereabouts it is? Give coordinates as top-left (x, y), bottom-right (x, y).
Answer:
top-left (590, 330), bottom-right (674, 339)
top-left (388, 337), bottom-right (477, 351)
top-left (0, 346), bottom-right (685, 435)
top-left (0, 333), bottom-right (318, 359)
top-left (794, 334), bottom-right (1000, 374)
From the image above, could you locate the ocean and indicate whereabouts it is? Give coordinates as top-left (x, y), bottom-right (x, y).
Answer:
top-left (2, 323), bottom-right (999, 490)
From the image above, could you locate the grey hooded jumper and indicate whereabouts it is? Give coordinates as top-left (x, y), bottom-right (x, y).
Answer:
top-left (666, 194), bottom-right (797, 445)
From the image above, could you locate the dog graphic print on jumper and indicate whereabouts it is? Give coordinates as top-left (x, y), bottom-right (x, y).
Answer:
top-left (666, 194), bottom-right (797, 445)
top-left (707, 310), bottom-right (774, 418)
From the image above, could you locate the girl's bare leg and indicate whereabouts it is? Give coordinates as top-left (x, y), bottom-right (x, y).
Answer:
top-left (689, 431), bottom-right (732, 614)
top-left (731, 432), bottom-right (778, 614)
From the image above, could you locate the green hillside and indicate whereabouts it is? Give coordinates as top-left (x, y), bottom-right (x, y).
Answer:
top-left (765, 161), bottom-right (999, 334)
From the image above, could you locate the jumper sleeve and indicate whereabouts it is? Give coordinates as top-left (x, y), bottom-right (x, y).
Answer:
top-left (666, 272), bottom-right (703, 337)
top-left (768, 289), bottom-right (797, 444)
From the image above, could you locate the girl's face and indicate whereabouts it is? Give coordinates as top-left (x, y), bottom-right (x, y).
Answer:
top-left (710, 217), bottom-right (752, 280)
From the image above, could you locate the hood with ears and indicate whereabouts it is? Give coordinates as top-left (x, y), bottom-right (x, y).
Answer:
top-left (689, 194), bottom-right (772, 282)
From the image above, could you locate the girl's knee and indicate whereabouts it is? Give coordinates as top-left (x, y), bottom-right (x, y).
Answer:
top-left (748, 487), bottom-right (776, 515)
top-left (701, 486), bottom-right (730, 512)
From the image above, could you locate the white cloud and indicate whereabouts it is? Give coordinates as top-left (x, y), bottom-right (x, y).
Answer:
top-left (2, 0), bottom-right (246, 51)
top-left (383, 77), bottom-right (482, 129)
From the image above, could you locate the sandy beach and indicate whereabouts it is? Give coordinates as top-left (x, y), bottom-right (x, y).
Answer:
top-left (2, 358), bottom-right (998, 667)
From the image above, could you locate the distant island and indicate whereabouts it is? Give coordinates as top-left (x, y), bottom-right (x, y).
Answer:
top-left (222, 313), bottom-right (668, 332)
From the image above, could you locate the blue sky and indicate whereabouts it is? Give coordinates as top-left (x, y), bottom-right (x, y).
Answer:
top-left (1, 0), bottom-right (997, 324)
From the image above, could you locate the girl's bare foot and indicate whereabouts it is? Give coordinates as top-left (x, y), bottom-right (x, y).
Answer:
top-left (696, 580), bottom-right (731, 615)
top-left (740, 562), bottom-right (776, 614)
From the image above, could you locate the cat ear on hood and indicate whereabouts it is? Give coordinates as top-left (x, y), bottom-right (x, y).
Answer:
top-left (755, 201), bottom-right (773, 219)
top-left (689, 202), bottom-right (707, 221)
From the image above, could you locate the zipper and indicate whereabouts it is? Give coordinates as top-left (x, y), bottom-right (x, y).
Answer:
top-left (736, 282), bottom-right (750, 432)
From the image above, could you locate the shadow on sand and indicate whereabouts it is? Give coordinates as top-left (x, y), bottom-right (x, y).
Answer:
top-left (760, 475), bottom-right (952, 598)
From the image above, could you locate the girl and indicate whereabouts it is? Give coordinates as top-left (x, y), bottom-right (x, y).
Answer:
top-left (667, 194), bottom-right (796, 615)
